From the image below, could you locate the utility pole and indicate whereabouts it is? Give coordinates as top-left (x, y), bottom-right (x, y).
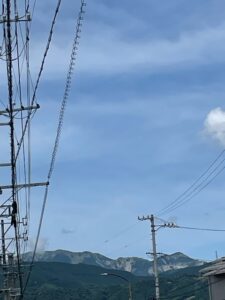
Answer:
top-left (1, 220), bottom-right (9, 300)
top-left (0, 0), bottom-right (35, 298)
top-left (138, 214), bottom-right (177, 300)
top-left (138, 215), bottom-right (160, 300)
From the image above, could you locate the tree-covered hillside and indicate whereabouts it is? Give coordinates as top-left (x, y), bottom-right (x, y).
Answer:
top-left (20, 262), bottom-right (209, 300)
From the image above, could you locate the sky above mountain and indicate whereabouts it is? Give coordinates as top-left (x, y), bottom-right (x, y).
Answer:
top-left (20, 0), bottom-right (225, 261)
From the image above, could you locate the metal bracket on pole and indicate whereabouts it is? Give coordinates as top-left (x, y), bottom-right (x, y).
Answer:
top-left (0, 13), bottom-right (32, 23)
top-left (0, 104), bottom-right (40, 115)
top-left (0, 122), bottom-right (10, 126)
top-left (0, 163), bottom-right (11, 167)
top-left (0, 181), bottom-right (49, 190)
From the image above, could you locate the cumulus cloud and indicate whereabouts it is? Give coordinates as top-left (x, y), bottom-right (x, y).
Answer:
top-left (204, 107), bottom-right (225, 145)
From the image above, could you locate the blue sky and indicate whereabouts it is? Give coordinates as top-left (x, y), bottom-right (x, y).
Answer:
top-left (5, 0), bottom-right (225, 261)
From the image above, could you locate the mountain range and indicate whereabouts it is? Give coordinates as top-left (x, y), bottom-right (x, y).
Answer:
top-left (21, 260), bottom-right (209, 299)
top-left (23, 249), bottom-right (205, 276)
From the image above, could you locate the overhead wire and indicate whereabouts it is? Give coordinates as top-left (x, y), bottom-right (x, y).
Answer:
top-left (5, 0), bottom-right (24, 295)
top-left (156, 149), bottom-right (225, 216)
top-left (0, 0), bottom-right (51, 296)
top-left (15, 0), bottom-right (62, 164)
top-left (104, 234), bottom-right (150, 257)
top-left (16, 0), bottom-right (35, 245)
top-left (104, 222), bottom-right (138, 244)
top-left (16, 0), bottom-right (35, 243)
top-left (26, 4), bottom-right (31, 231)
top-left (159, 271), bottom-right (220, 300)
top-left (152, 216), bottom-right (225, 232)
top-left (22, 0), bottom-right (87, 297)
top-left (175, 225), bottom-right (225, 232)
top-left (159, 163), bottom-right (225, 216)
top-left (10, 0), bottom-right (31, 262)
top-left (160, 281), bottom-right (207, 300)
top-left (1, 0), bottom-right (51, 265)
top-left (103, 222), bottom-right (149, 257)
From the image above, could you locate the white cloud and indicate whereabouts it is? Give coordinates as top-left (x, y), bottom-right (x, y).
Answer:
top-left (204, 107), bottom-right (225, 145)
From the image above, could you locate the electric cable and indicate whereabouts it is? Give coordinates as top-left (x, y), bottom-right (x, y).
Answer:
top-left (21, 1), bottom-right (86, 297)
top-left (15, 0), bottom-right (62, 163)
top-left (160, 272), bottom-right (221, 300)
top-left (159, 163), bottom-right (225, 216)
top-left (156, 149), bottom-right (225, 216)
top-left (104, 222), bottom-right (138, 244)
top-left (175, 225), bottom-right (225, 232)
top-left (5, 0), bottom-right (24, 296)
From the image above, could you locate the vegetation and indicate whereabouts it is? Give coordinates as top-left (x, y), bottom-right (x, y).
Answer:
top-left (20, 262), bottom-right (209, 299)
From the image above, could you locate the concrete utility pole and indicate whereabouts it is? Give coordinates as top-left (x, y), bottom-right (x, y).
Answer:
top-left (0, 1), bottom-right (34, 298)
top-left (1, 220), bottom-right (9, 300)
top-left (138, 215), bottom-right (160, 300)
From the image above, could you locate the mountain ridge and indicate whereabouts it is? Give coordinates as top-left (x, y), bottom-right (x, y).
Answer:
top-left (23, 249), bottom-right (205, 276)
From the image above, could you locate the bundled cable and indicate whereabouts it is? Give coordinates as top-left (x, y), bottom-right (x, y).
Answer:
top-left (22, 1), bottom-right (87, 297)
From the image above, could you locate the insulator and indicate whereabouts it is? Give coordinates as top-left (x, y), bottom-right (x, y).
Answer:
top-left (26, 12), bottom-right (31, 21)
top-left (0, 15), bottom-right (6, 22)
top-left (23, 234), bottom-right (28, 241)
top-left (22, 218), bottom-right (27, 226)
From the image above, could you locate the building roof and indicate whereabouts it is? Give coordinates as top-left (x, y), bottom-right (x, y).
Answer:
top-left (201, 257), bottom-right (225, 277)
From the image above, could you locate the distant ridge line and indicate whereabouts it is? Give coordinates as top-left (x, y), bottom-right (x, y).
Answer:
top-left (22, 249), bottom-right (205, 277)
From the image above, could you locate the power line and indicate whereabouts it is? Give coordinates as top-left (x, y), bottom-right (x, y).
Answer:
top-left (156, 149), bottom-right (225, 216)
top-left (104, 222), bottom-right (138, 244)
top-left (22, 0), bottom-right (87, 296)
top-left (159, 279), bottom-right (208, 300)
top-left (15, 0), bottom-right (62, 164)
top-left (159, 271), bottom-right (222, 300)
top-left (153, 219), bottom-right (225, 232)
top-left (175, 225), bottom-right (225, 232)
top-left (159, 163), bottom-right (225, 216)
top-left (5, 0), bottom-right (24, 296)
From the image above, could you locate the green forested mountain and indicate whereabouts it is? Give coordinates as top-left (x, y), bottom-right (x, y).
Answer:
top-left (21, 261), bottom-right (209, 300)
